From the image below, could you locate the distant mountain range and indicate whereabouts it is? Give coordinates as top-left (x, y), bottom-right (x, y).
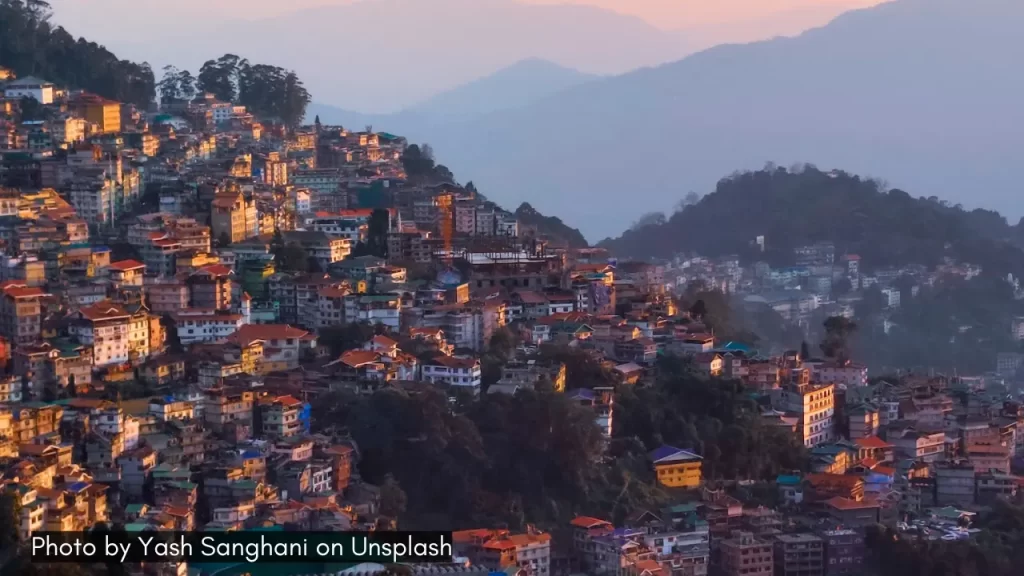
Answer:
top-left (316, 0), bottom-right (1023, 240)
top-left (58, 0), bottom-right (692, 113)
top-left (46, 0), bottom-right (865, 114)
top-left (307, 58), bottom-right (598, 130)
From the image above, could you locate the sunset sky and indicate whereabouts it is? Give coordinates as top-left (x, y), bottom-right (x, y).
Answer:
top-left (521, 0), bottom-right (885, 29)
top-left (49, 0), bottom-right (887, 30)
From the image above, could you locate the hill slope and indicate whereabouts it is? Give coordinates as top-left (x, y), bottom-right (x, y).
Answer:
top-left (405, 0), bottom-right (1024, 239)
top-left (0, 1), bottom-right (154, 107)
top-left (600, 165), bottom-right (1024, 277)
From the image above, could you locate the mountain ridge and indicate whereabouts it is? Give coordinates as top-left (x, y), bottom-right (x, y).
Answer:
top-left (389, 0), bottom-right (1023, 239)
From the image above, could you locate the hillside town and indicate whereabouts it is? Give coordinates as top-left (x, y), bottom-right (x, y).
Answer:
top-left (2, 62), bottom-right (1024, 576)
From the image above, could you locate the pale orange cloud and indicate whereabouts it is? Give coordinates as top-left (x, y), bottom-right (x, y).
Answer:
top-left (520, 0), bottom-right (886, 29)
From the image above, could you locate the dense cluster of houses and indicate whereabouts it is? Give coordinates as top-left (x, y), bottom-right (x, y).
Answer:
top-left (2, 68), bottom-right (1022, 576)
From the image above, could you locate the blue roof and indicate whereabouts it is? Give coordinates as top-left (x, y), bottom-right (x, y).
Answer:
top-left (67, 481), bottom-right (89, 493)
top-left (776, 474), bottom-right (802, 485)
top-left (242, 450), bottom-right (262, 459)
top-left (649, 445), bottom-right (702, 463)
top-left (719, 341), bottom-right (753, 352)
top-left (567, 388), bottom-right (595, 401)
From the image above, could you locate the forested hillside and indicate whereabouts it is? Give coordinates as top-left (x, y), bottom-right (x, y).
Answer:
top-left (600, 165), bottom-right (1024, 277)
top-left (0, 0), bottom-right (155, 107)
top-left (515, 202), bottom-right (589, 248)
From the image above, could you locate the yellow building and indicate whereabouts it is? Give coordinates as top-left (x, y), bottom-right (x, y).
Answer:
top-left (176, 251), bottom-right (221, 275)
top-left (211, 191), bottom-right (256, 244)
top-left (650, 445), bottom-right (703, 488)
top-left (74, 94), bottom-right (121, 134)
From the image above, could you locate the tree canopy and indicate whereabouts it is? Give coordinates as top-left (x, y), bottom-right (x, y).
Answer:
top-left (0, 0), bottom-right (155, 107)
top-left (599, 165), bottom-right (1024, 280)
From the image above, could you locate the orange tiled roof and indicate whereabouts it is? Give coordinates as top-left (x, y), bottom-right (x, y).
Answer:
top-left (371, 335), bottom-right (398, 348)
top-left (570, 515), bottom-right (612, 529)
top-left (228, 324), bottom-right (309, 345)
top-left (194, 264), bottom-right (232, 276)
top-left (78, 301), bottom-right (131, 321)
top-left (107, 259), bottom-right (145, 271)
top-left (339, 350), bottom-right (381, 368)
top-left (855, 436), bottom-right (893, 449)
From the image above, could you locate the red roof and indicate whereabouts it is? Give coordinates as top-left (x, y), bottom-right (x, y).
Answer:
top-left (854, 436), bottom-right (893, 449)
top-left (276, 395), bottom-right (303, 408)
top-left (339, 350), bottom-right (380, 368)
top-left (78, 301), bottom-right (131, 321)
top-left (228, 324), bottom-right (310, 345)
top-left (193, 264), bottom-right (232, 276)
top-left (371, 335), bottom-right (398, 348)
top-left (108, 259), bottom-right (145, 272)
top-left (2, 285), bottom-right (44, 299)
top-left (429, 355), bottom-right (479, 370)
top-left (570, 516), bottom-right (612, 529)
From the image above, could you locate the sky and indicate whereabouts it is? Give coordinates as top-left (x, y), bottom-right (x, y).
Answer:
top-left (520, 0), bottom-right (884, 29)
top-left (43, 0), bottom-right (892, 112)
top-left (49, 0), bottom-right (885, 31)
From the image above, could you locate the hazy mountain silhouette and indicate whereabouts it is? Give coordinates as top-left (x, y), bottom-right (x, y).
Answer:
top-left (48, 0), bottom-right (884, 114)
top-left (307, 58), bottom-right (598, 132)
top-left (361, 0), bottom-right (1023, 240)
top-left (408, 59), bottom-right (597, 120)
top-left (73, 0), bottom-right (692, 113)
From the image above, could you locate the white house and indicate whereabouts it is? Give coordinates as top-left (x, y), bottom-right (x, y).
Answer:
top-left (421, 356), bottom-right (482, 392)
top-left (4, 76), bottom-right (55, 104)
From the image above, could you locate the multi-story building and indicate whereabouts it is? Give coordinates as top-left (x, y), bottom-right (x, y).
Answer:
top-left (344, 294), bottom-right (401, 330)
top-left (174, 309), bottom-right (245, 346)
top-left (50, 115), bottom-right (87, 145)
top-left (67, 301), bottom-right (133, 367)
top-left (649, 445), bottom-right (703, 489)
top-left (934, 461), bottom-right (977, 507)
top-left (847, 404), bottom-right (880, 439)
top-left (203, 389), bottom-right (255, 434)
top-left (302, 214), bottom-right (366, 244)
top-left (73, 93), bottom-right (121, 134)
top-left (890, 428), bottom-right (946, 463)
top-left (0, 282), bottom-right (44, 345)
top-left (453, 529), bottom-right (551, 576)
top-left (145, 278), bottom-right (190, 315)
top-left (188, 264), bottom-right (233, 311)
top-left (719, 532), bottom-right (773, 576)
top-left (282, 230), bottom-right (351, 268)
top-left (211, 191), bottom-right (257, 244)
top-left (106, 259), bottom-right (145, 288)
top-left (772, 381), bottom-right (835, 448)
top-left (226, 324), bottom-right (315, 370)
top-left (819, 529), bottom-right (865, 576)
top-left (4, 76), bottom-right (56, 103)
top-left (774, 533), bottom-right (824, 576)
top-left (257, 395), bottom-right (308, 439)
top-left (807, 360), bottom-right (868, 388)
top-left (69, 169), bottom-right (118, 226)
top-left (421, 356), bottom-right (482, 392)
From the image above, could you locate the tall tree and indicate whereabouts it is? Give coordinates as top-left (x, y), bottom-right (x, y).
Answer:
top-left (0, 0), bottom-right (155, 107)
top-left (364, 209), bottom-right (391, 258)
top-left (197, 53), bottom-right (241, 102)
top-left (821, 316), bottom-right (858, 364)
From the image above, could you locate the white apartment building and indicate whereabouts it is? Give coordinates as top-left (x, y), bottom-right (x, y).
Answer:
top-left (175, 309), bottom-right (245, 345)
top-left (68, 302), bottom-right (132, 367)
top-left (772, 382), bottom-right (835, 448)
top-left (421, 356), bottom-right (482, 392)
